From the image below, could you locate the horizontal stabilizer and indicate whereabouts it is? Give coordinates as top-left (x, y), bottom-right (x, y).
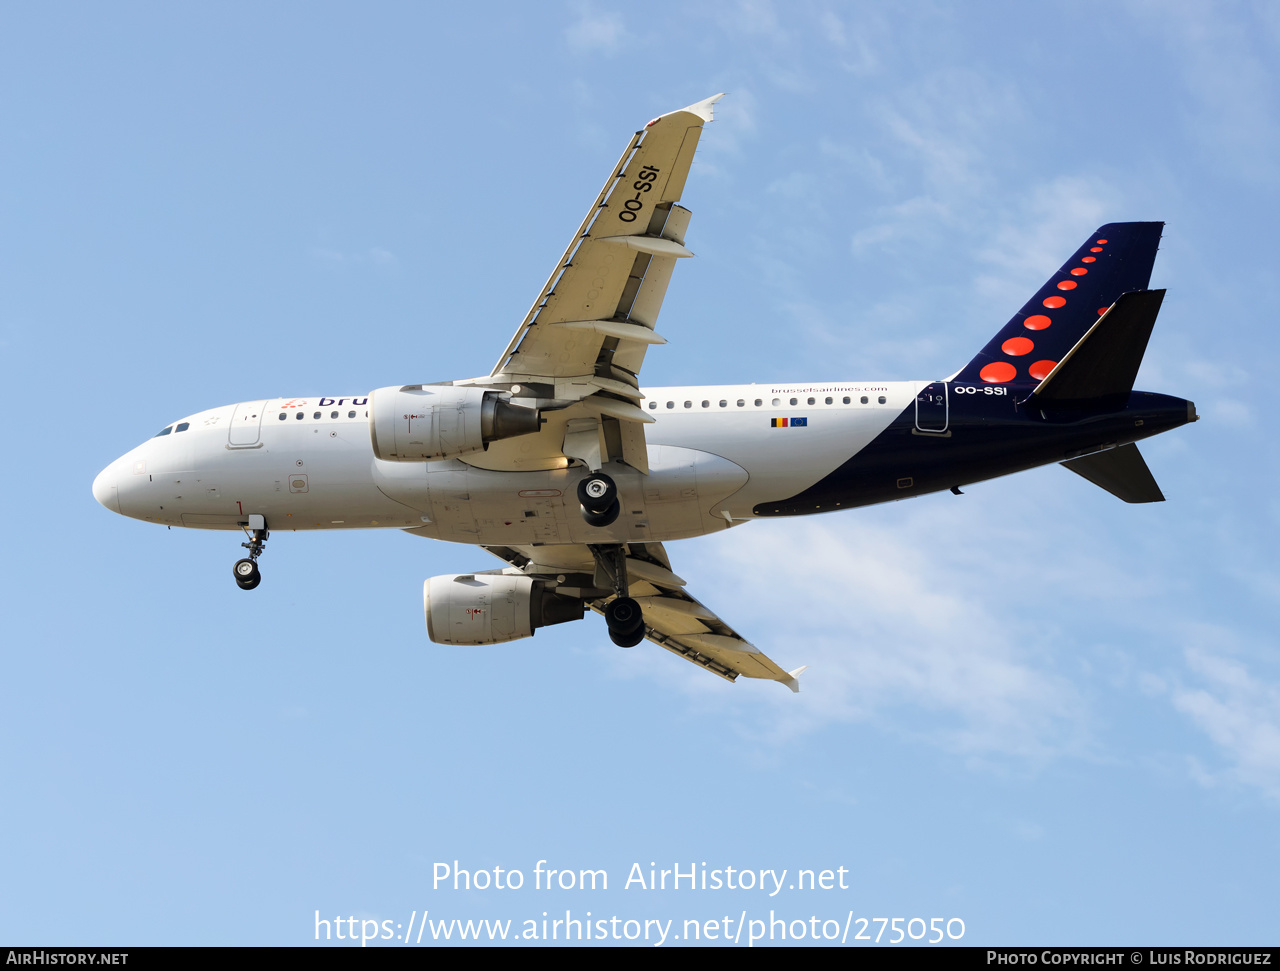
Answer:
top-left (1029, 289), bottom-right (1165, 406)
top-left (1061, 443), bottom-right (1165, 503)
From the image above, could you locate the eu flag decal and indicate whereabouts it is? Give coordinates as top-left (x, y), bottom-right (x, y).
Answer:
top-left (792, 417), bottom-right (808, 426)
top-left (771, 417), bottom-right (807, 428)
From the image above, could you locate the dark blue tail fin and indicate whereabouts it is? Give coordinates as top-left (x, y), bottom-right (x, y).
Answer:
top-left (954, 222), bottom-right (1164, 386)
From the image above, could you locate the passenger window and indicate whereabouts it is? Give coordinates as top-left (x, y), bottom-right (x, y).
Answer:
top-left (701, 400), bottom-right (710, 408)
top-left (313, 411), bottom-right (321, 419)
top-left (347, 410), bottom-right (356, 418)
top-left (842, 396), bottom-right (850, 404)
top-left (175, 422), bottom-right (189, 432)
top-left (754, 399), bottom-right (762, 407)
top-left (789, 398), bottom-right (797, 406)
top-left (152, 426), bottom-right (172, 437)
top-left (718, 400), bottom-right (726, 408)
top-left (771, 398), bottom-right (780, 406)
top-left (860, 396), bottom-right (868, 404)
top-left (684, 401), bottom-right (692, 408)
top-left (666, 401), bottom-right (674, 409)
top-left (807, 397), bottom-right (815, 405)
top-left (648, 401), bottom-right (657, 410)
top-left (330, 410), bottom-right (339, 419)
top-left (736, 399), bottom-right (745, 407)
top-left (278, 413), bottom-right (287, 421)
top-left (824, 397), bottom-right (832, 405)
top-left (878, 396), bottom-right (887, 404)
top-left (296, 412), bottom-right (304, 420)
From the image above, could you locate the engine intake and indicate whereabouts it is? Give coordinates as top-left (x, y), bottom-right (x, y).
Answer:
top-left (369, 385), bottom-right (540, 462)
top-left (423, 574), bottom-right (584, 646)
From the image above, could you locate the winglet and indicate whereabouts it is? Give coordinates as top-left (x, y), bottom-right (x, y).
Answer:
top-left (649, 93), bottom-right (726, 127)
top-left (781, 664), bottom-right (810, 693)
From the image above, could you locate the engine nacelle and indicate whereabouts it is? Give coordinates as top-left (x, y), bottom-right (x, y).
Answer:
top-left (423, 573), bottom-right (584, 646)
top-left (369, 385), bottom-right (540, 462)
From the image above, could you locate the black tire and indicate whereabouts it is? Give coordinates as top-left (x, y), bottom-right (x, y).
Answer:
top-left (609, 626), bottom-right (645, 648)
top-left (233, 558), bottom-right (260, 589)
top-left (581, 497), bottom-right (620, 527)
top-left (605, 596), bottom-right (644, 635)
top-left (576, 472), bottom-right (617, 512)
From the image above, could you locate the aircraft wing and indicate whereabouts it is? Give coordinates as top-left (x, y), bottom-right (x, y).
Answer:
top-left (483, 542), bottom-right (806, 691)
top-left (474, 95), bottom-right (723, 474)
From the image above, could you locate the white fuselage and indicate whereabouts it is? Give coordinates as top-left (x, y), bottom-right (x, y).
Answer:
top-left (92, 380), bottom-right (918, 546)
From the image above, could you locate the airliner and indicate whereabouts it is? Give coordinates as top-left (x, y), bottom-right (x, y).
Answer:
top-left (92, 95), bottom-right (1197, 691)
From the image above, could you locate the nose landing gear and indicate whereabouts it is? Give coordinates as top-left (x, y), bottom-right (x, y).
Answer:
top-left (234, 518), bottom-right (268, 590)
top-left (233, 557), bottom-right (260, 590)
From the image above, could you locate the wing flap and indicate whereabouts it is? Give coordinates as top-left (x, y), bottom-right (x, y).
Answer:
top-left (482, 542), bottom-right (803, 690)
top-left (494, 96), bottom-right (722, 380)
top-left (480, 98), bottom-right (721, 473)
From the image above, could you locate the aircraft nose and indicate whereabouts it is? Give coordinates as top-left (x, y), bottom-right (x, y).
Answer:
top-left (92, 464), bottom-right (122, 514)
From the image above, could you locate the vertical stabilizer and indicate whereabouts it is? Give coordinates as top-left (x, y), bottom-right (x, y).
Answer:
top-left (955, 222), bottom-right (1163, 387)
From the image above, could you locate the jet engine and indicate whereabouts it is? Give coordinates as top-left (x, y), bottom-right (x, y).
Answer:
top-left (423, 573), bottom-right (584, 646)
top-left (369, 385), bottom-right (540, 462)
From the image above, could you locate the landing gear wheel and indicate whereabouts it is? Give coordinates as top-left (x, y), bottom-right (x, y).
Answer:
top-left (605, 596), bottom-right (644, 636)
top-left (582, 497), bottom-right (620, 527)
top-left (609, 626), bottom-right (645, 648)
top-left (233, 558), bottom-right (261, 590)
top-left (577, 472), bottom-right (617, 511)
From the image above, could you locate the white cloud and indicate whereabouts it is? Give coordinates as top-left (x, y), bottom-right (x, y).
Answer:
top-left (1129, 0), bottom-right (1280, 185)
top-left (972, 176), bottom-right (1120, 312)
top-left (1170, 647), bottom-right (1280, 802)
top-left (676, 502), bottom-right (1094, 760)
top-left (564, 3), bottom-right (625, 53)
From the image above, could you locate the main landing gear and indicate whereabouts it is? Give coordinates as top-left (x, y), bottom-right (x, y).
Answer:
top-left (577, 471), bottom-right (619, 527)
top-left (589, 543), bottom-right (644, 648)
top-left (233, 520), bottom-right (268, 590)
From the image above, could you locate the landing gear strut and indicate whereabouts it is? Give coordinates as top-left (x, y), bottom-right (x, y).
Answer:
top-left (233, 520), bottom-right (268, 590)
top-left (589, 544), bottom-right (644, 647)
top-left (578, 472), bottom-right (619, 527)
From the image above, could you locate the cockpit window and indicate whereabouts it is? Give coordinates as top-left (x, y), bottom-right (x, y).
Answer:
top-left (153, 426), bottom-right (173, 437)
top-left (175, 422), bottom-right (190, 433)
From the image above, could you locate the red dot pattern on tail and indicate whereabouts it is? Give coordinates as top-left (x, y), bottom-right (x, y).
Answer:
top-left (980, 362), bottom-right (1017, 384)
top-left (1002, 336), bottom-right (1034, 356)
top-left (979, 235), bottom-right (1109, 385)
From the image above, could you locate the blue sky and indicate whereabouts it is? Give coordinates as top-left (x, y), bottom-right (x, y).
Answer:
top-left (3, 0), bottom-right (1279, 946)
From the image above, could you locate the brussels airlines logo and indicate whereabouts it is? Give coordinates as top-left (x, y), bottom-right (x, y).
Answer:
top-left (281, 397), bottom-right (367, 409)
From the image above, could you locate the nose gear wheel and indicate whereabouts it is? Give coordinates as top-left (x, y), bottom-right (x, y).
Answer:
top-left (234, 523), bottom-right (268, 590)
